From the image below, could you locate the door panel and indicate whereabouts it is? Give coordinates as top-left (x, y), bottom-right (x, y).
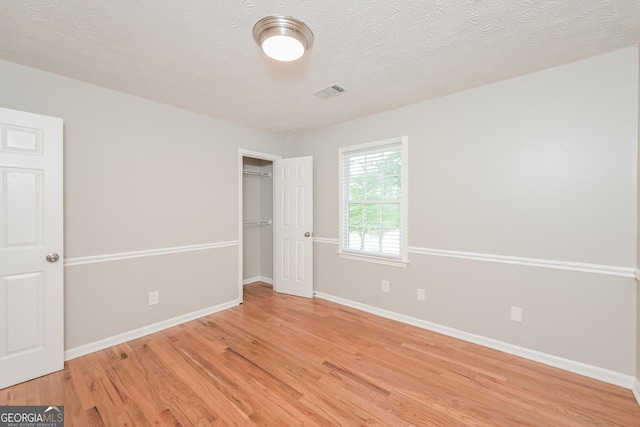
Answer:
top-left (3, 273), bottom-right (44, 355)
top-left (4, 169), bottom-right (43, 246)
top-left (0, 108), bottom-right (63, 389)
top-left (274, 157), bottom-right (313, 298)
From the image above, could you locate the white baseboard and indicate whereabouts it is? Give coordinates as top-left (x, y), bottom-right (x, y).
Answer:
top-left (633, 378), bottom-right (640, 406)
top-left (314, 291), bottom-right (636, 391)
top-left (64, 299), bottom-right (240, 361)
top-left (243, 276), bottom-right (273, 285)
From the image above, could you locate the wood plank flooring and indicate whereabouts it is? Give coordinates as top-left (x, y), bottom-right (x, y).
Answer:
top-left (2, 282), bottom-right (639, 426)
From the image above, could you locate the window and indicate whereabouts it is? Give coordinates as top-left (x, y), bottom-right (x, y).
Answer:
top-left (339, 136), bottom-right (408, 267)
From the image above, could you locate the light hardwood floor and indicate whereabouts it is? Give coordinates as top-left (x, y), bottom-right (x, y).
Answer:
top-left (1, 282), bottom-right (639, 426)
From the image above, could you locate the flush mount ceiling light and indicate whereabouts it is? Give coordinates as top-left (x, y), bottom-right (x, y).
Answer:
top-left (253, 15), bottom-right (314, 62)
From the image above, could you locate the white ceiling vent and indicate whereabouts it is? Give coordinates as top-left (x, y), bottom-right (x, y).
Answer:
top-left (313, 84), bottom-right (348, 100)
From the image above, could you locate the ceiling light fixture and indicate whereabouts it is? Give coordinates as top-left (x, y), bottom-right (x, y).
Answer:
top-left (253, 15), bottom-right (314, 62)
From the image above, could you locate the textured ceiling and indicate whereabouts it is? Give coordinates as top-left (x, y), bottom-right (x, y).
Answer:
top-left (1, 1), bottom-right (639, 136)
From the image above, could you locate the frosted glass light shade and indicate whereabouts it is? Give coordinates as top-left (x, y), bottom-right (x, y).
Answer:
top-left (261, 35), bottom-right (305, 62)
top-left (253, 16), bottom-right (313, 62)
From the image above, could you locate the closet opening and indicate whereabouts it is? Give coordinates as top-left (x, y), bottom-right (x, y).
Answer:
top-left (238, 149), bottom-right (314, 302)
top-left (238, 149), bottom-right (280, 303)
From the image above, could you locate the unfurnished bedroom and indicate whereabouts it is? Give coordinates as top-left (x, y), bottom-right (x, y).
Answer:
top-left (1, 1), bottom-right (640, 425)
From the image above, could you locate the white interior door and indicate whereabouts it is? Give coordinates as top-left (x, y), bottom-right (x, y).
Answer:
top-left (0, 107), bottom-right (64, 389)
top-left (274, 156), bottom-right (313, 298)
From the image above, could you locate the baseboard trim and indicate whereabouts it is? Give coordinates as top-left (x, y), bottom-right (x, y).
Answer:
top-left (633, 378), bottom-right (640, 406)
top-left (314, 291), bottom-right (636, 390)
top-left (243, 276), bottom-right (273, 285)
top-left (64, 241), bottom-right (239, 267)
top-left (64, 299), bottom-right (240, 361)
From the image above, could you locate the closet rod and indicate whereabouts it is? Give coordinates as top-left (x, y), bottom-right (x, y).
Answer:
top-left (243, 220), bottom-right (272, 226)
top-left (242, 169), bottom-right (272, 177)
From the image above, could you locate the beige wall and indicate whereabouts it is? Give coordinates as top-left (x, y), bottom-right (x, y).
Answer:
top-left (64, 247), bottom-right (237, 349)
top-left (291, 48), bottom-right (639, 375)
top-left (260, 163), bottom-right (274, 278)
top-left (637, 45), bottom-right (640, 383)
top-left (0, 59), bottom-right (288, 349)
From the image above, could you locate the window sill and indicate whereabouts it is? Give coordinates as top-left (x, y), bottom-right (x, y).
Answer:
top-left (337, 251), bottom-right (409, 268)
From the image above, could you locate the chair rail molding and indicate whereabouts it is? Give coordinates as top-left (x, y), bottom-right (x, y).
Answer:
top-left (64, 241), bottom-right (239, 267)
top-left (313, 237), bottom-right (635, 278)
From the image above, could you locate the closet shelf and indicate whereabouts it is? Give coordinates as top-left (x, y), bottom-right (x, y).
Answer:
top-left (243, 169), bottom-right (272, 178)
top-left (243, 220), bottom-right (272, 226)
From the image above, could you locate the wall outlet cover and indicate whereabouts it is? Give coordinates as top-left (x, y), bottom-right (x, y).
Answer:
top-left (149, 291), bottom-right (160, 306)
top-left (510, 306), bottom-right (523, 322)
top-left (382, 280), bottom-right (390, 293)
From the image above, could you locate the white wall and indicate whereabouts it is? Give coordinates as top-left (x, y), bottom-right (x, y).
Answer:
top-left (0, 59), bottom-right (288, 350)
top-left (290, 47), bottom-right (639, 375)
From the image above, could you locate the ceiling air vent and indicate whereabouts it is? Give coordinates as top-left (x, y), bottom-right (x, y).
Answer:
top-left (313, 84), bottom-right (348, 100)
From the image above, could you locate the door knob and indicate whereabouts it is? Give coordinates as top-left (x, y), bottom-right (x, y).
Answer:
top-left (304, 232), bottom-right (311, 237)
top-left (46, 253), bottom-right (60, 263)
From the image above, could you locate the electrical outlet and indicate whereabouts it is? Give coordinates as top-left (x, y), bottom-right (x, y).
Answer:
top-left (417, 288), bottom-right (426, 301)
top-left (149, 291), bottom-right (160, 306)
top-left (510, 306), bottom-right (523, 322)
top-left (381, 280), bottom-right (390, 293)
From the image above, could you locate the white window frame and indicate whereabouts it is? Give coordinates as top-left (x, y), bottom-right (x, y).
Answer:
top-left (338, 136), bottom-right (408, 267)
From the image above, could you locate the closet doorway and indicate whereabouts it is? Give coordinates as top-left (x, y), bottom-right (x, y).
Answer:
top-left (241, 152), bottom-right (276, 292)
top-left (238, 149), bottom-right (314, 303)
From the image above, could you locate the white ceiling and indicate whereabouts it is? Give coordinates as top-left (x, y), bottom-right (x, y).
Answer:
top-left (1, 1), bottom-right (639, 136)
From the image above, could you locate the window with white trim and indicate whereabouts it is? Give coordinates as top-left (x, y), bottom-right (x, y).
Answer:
top-left (339, 136), bottom-right (408, 267)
